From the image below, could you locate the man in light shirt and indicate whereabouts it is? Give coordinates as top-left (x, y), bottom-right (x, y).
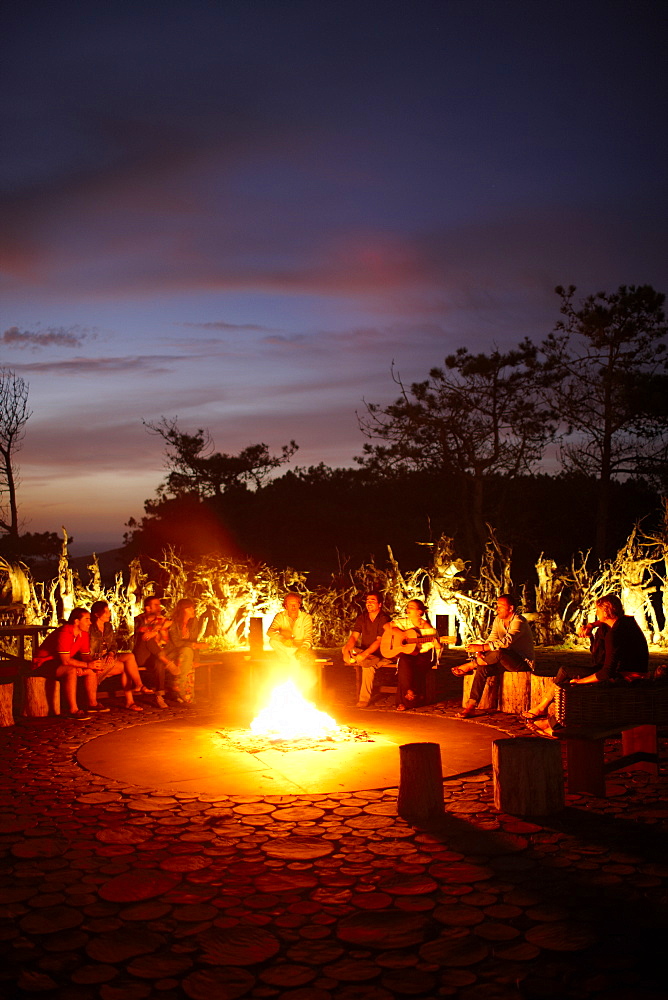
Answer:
top-left (453, 594), bottom-right (535, 718)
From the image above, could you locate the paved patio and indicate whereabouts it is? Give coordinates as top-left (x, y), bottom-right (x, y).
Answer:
top-left (0, 689), bottom-right (666, 999)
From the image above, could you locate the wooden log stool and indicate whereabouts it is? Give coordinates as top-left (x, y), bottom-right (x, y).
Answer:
top-left (498, 671), bottom-right (532, 714)
top-left (463, 671), bottom-right (499, 710)
top-left (24, 676), bottom-right (60, 717)
top-left (530, 674), bottom-right (555, 709)
top-left (493, 736), bottom-right (564, 815)
top-left (0, 682), bottom-right (13, 727)
top-left (398, 742), bottom-right (444, 827)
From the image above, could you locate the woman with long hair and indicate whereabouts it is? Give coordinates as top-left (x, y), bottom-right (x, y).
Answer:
top-left (164, 598), bottom-right (207, 704)
top-left (385, 599), bottom-right (441, 711)
top-left (90, 601), bottom-right (151, 711)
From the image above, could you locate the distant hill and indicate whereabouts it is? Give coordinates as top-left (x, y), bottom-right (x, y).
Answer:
top-left (69, 547), bottom-right (130, 585)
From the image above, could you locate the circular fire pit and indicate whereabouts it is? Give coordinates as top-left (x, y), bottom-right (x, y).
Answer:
top-left (77, 706), bottom-right (504, 795)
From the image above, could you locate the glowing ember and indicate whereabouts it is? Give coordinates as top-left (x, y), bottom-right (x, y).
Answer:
top-left (250, 680), bottom-right (341, 741)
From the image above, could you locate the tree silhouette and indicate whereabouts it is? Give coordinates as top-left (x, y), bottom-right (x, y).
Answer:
top-left (357, 343), bottom-right (556, 560)
top-left (542, 285), bottom-right (668, 558)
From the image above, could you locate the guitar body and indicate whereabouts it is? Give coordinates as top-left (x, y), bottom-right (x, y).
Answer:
top-left (381, 627), bottom-right (430, 659)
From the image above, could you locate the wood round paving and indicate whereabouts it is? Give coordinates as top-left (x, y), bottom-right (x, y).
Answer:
top-left (76, 706), bottom-right (502, 794)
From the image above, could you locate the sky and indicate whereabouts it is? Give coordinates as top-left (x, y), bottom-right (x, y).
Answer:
top-left (1, 0), bottom-right (666, 554)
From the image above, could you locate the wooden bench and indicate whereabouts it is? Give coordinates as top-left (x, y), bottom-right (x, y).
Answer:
top-left (0, 618), bottom-right (54, 723)
top-left (553, 683), bottom-right (668, 797)
top-left (357, 661), bottom-right (450, 706)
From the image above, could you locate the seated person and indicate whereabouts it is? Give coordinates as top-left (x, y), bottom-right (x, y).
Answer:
top-left (341, 591), bottom-right (392, 708)
top-left (386, 599), bottom-right (441, 711)
top-left (453, 594), bottom-right (535, 719)
top-left (32, 607), bottom-right (107, 719)
top-left (163, 598), bottom-right (207, 704)
top-left (266, 592), bottom-right (317, 694)
top-left (527, 594), bottom-right (649, 735)
top-left (90, 600), bottom-right (150, 711)
top-left (133, 596), bottom-right (175, 709)
top-left (268, 592), bottom-right (314, 665)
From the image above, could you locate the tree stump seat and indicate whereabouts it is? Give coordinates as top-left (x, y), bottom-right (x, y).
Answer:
top-left (498, 671), bottom-right (532, 713)
top-left (398, 742), bottom-right (444, 826)
top-left (462, 671), bottom-right (499, 710)
top-left (0, 681), bottom-right (14, 726)
top-left (24, 675), bottom-right (61, 717)
top-left (463, 667), bottom-right (559, 714)
top-left (493, 736), bottom-right (564, 815)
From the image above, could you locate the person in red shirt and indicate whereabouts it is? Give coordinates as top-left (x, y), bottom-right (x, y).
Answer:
top-left (32, 608), bottom-right (105, 720)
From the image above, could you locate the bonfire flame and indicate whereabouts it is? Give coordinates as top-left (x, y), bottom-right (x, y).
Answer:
top-left (250, 680), bottom-right (341, 741)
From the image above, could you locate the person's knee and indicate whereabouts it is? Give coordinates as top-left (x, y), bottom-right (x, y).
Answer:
top-left (179, 648), bottom-right (195, 668)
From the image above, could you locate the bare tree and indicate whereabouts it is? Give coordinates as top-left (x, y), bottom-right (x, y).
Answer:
top-left (0, 369), bottom-right (31, 539)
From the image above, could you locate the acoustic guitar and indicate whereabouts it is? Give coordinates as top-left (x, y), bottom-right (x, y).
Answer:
top-left (380, 627), bottom-right (438, 659)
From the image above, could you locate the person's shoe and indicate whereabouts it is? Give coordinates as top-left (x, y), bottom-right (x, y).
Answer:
top-left (451, 662), bottom-right (476, 676)
top-left (124, 703), bottom-right (143, 712)
top-left (88, 703), bottom-right (110, 713)
top-left (356, 701), bottom-right (370, 708)
top-left (66, 710), bottom-right (90, 721)
top-left (155, 695), bottom-right (168, 709)
top-left (457, 705), bottom-right (477, 718)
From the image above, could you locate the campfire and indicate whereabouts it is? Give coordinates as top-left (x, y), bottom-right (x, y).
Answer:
top-left (215, 680), bottom-right (373, 754)
top-left (250, 679), bottom-right (341, 740)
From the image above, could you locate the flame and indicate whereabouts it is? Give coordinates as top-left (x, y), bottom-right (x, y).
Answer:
top-left (250, 680), bottom-right (341, 740)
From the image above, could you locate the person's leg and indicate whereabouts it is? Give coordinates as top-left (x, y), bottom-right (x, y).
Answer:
top-left (525, 664), bottom-right (590, 718)
top-left (148, 654), bottom-right (168, 707)
top-left (173, 647), bottom-right (195, 703)
top-left (410, 653), bottom-right (430, 705)
top-left (111, 653), bottom-right (143, 709)
top-left (83, 668), bottom-right (109, 711)
top-left (357, 653), bottom-right (379, 706)
top-left (396, 654), bottom-right (416, 710)
top-left (54, 664), bottom-right (82, 714)
top-left (117, 651), bottom-right (144, 692)
top-left (460, 655), bottom-right (500, 716)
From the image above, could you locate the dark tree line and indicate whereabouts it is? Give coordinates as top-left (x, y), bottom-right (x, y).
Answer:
top-left (124, 284), bottom-right (668, 580)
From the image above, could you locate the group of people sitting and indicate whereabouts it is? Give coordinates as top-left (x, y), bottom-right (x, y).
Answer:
top-left (33, 586), bottom-right (650, 724)
top-left (340, 589), bottom-right (650, 723)
top-left (341, 591), bottom-right (442, 710)
top-left (31, 596), bottom-right (207, 720)
top-left (452, 591), bottom-right (649, 733)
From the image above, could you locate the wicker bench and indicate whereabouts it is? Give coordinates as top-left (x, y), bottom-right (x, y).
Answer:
top-left (554, 683), bottom-right (668, 797)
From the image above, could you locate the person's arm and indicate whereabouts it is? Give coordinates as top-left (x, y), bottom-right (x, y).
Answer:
top-left (268, 612), bottom-right (290, 649)
top-left (105, 623), bottom-right (119, 659)
top-left (486, 616), bottom-right (522, 651)
top-left (57, 633), bottom-right (100, 675)
top-left (359, 635), bottom-right (381, 660)
top-left (466, 614), bottom-right (497, 653)
top-left (297, 613), bottom-right (313, 649)
top-left (342, 630), bottom-right (361, 663)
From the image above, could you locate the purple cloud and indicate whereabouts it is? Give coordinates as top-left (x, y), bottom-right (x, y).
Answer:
top-left (2, 325), bottom-right (94, 349)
